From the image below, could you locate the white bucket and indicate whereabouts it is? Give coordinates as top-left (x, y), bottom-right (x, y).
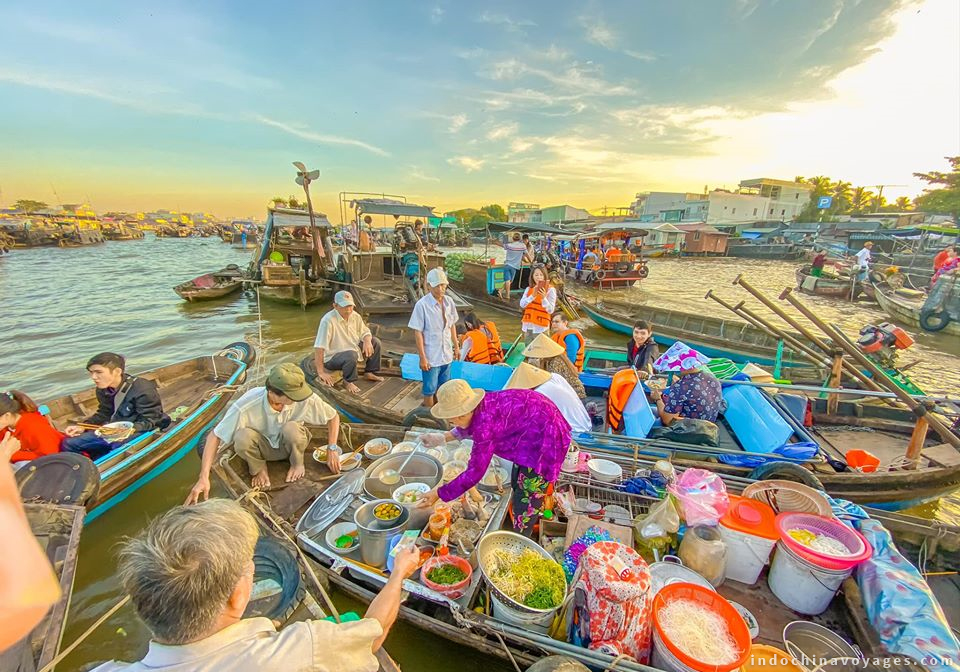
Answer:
top-left (651, 629), bottom-right (698, 672)
top-left (490, 594), bottom-right (555, 634)
top-left (719, 524), bottom-right (776, 585)
top-left (768, 541), bottom-right (851, 615)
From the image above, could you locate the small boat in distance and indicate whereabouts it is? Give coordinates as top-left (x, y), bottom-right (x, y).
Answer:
top-left (173, 265), bottom-right (244, 302)
top-left (795, 264), bottom-right (876, 302)
top-left (875, 275), bottom-right (960, 336)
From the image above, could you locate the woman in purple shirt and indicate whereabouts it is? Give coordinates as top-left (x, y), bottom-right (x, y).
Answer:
top-left (418, 379), bottom-right (571, 536)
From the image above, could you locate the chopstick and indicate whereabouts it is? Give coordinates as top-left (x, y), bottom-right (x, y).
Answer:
top-left (75, 423), bottom-right (101, 430)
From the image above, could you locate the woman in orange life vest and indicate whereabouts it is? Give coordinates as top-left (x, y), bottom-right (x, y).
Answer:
top-left (519, 264), bottom-right (557, 345)
top-left (0, 390), bottom-right (65, 464)
top-left (458, 312), bottom-right (504, 365)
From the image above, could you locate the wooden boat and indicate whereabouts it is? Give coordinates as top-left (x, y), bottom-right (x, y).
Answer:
top-left (101, 221), bottom-right (145, 241)
top-left (0, 503), bottom-right (84, 672)
top-left (875, 277), bottom-right (960, 336)
top-left (211, 421), bottom-right (946, 672)
top-left (41, 343), bottom-right (254, 521)
top-left (252, 207), bottom-right (331, 308)
top-left (726, 241), bottom-right (803, 260)
top-left (559, 226), bottom-right (651, 289)
top-left (2, 221), bottom-right (61, 247)
top-left (55, 224), bottom-right (105, 247)
top-left (795, 265), bottom-right (876, 301)
top-left (173, 265), bottom-right (244, 301)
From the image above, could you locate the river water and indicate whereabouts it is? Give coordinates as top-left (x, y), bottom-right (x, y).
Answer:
top-left (0, 238), bottom-right (956, 670)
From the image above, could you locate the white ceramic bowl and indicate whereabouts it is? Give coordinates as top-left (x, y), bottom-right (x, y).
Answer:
top-left (325, 521), bottom-right (359, 555)
top-left (392, 441), bottom-right (418, 454)
top-left (442, 460), bottom-right (467, 482)
top-left (479, 466), bottom-right (509, 490)
top-left (574, 498), bottom-right (602, 515)
top-left (587, 458), bottom-right (622, 483)
top-left (363, 438), bottom-right (392, 460)
top-left (392, 482), bottom-right (430, 505)
top-left (339, 452), bottom-right (362, 472)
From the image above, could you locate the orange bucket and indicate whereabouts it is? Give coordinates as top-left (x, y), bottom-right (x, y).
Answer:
top-left (742, 644), bottom-right (805, 672)
top-left (845, 449), bottom-right (880, 473)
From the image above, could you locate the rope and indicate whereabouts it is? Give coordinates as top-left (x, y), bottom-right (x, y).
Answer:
top-left (603, 653), bottom-right (636, 671)
top-left (491, 631), bottom-right (523, 672)
top-left (37, 595), bottom-right (131, 672)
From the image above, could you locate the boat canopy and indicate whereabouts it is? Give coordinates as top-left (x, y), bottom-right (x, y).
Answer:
top-left (352, 198), bottom-right (434, 218)
top-left (269, 208), bottom-right (332, 228)
top-left (918, 224), bottom-right (960, 236)
top-left (485, 220), bottom-right (566, 235)
top-left (590, 221), bottom-right (683, 235)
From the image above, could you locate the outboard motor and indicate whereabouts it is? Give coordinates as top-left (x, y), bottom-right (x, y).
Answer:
top-left (857, 322), bottom-right (915, 368)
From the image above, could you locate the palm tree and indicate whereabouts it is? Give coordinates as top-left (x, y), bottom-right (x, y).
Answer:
top-left (832, 181), bottom-right (853, 214)
top-left (850, 187), bottom-right (873, 213)
top-left (894, 196), bottom-right (912, 211)
top-left (794, 176), bottom-right (806, 185)
top-left (871, 194), bottom-right (887, 212)
top-left (808, 176), bottom-right (833, 198)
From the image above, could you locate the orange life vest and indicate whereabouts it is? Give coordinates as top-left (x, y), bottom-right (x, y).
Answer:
top-left (521, 288), bottom-right (551, 329)
top-left (606, 369), bottom-right (639, 432)
top-left (461, 322), bottom-right (504, 365)
top-left (551, 329), bottom-right (585, 372)
top-left (484, 321), bottom-right (504, 363)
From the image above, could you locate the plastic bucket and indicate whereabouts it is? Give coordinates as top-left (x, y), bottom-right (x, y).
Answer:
top-left (491, 594), bottom-right (556, 633)
top-left (719, 524), bottom-right (776, 584)
top-left (651, 583), bottom-right (751, 672)
top-left (742, 644), bottom-right (805, 672)
top-left (768, 542), bottom-right (851, 615)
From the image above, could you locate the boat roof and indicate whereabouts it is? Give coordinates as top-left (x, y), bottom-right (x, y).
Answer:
top-left (590, 220), bottom-right (682, 234)
top-left (351, 198), bottom-right (434, 218)
top-left (268, 208), bottom-right (332, 228)
top-left (486, 220), bottom-right (566, 235)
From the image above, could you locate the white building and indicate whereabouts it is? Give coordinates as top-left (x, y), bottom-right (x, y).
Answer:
top-left (738, 178), bottom-right (812, 221)
top-left (704, 191), bottom-right (771, 227)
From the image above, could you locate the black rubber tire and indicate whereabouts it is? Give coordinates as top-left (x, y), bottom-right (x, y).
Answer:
top-left (868, 270), bottom-right (885, 285)
top-left (919, 309), bottom-right (952, 332)
top-left (223, 341), bottom-right (257, 366)
top-left (244, 536), bottom-right (304, 622)
top-left (595, 269), bottom-right (607, 281)
top-left (16, 453), bottom-right (101, 509)
top-left (748, 461), bottom-right (825, 491)
top-left (637, 265), bottom-right (650, 279)
top-left (402, 407), bottom-right (449, 430)
top-left (615, 262), bottom-right (632, 276)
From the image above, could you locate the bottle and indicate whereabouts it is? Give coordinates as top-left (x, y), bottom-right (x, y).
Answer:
top-left (542, 483), bottom-right (555, 520)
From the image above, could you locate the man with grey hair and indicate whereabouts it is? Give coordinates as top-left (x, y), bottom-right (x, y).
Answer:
top-left (92, 499), bottom-right (419, 671)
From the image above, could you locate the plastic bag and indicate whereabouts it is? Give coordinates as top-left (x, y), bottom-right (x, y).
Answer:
top-left (636, 496), bottom-right (680, 539)
top-left (648, 418), bottom-right (720, 447)
top-left (667, 468), bottom-right (729, 526)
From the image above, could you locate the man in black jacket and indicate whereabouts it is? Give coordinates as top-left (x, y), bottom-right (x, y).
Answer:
top-left (62, 352), bottom-right (170, 458)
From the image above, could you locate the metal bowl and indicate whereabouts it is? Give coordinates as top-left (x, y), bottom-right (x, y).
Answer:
top-left (477, 531), bottom-right (566, 615)
top-left (363, 453), bottom-right (442, 500)
top-left (649, 556), bottom-right (716, 595)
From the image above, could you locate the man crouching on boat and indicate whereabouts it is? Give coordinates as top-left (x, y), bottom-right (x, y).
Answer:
top-left (185, 363), bottom-right (341, 503)
top-left (92, 499), bottom-right (419, 672)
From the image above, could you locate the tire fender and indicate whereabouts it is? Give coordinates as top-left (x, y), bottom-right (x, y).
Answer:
top-left (747, 461), bottom-right (825, 491)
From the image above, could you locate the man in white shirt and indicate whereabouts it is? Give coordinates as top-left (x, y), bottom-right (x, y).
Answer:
top-left (505, 362), bottom-right (592, 434)
top-left (185, 363), bottom-right (342, 503)
top-left (853, 241), bottom-right (873, 280)
top-left (501, 233), bottom-right (528, 299)
top-left (408, 267), bottom-right (460, 407)
top-left (93, 498), bottom-right (419, 672)
top-left (313, 291), bottom-right (383, 395)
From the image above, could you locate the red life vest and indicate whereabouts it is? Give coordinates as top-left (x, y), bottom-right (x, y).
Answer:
top-left (551, 329), bottom-right (585, 372)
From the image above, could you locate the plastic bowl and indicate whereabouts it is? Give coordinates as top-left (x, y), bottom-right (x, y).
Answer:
top-left (420, 554), bottom-right (473, 599)
top-left (339, 453), bottom-right (362, 472)
top-left (392, 482), bottom-right (430, 505)
top-left (363, 438), bottom-right (393, 460)
top-left (775, 512), bottom-right (871, 570)
top-left (587, 458), bottom-right (622, 483)
top-left (324, 521), bottom-right (359, 555)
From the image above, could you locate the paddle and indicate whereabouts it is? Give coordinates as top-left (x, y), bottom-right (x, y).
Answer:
top-left (501, 332), bottom-right (524, 363)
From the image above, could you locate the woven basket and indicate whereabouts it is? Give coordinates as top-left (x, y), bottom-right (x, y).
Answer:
top-left (741, 479), bottom-right (833, 517)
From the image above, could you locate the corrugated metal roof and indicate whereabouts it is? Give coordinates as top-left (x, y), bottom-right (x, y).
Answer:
top-left (352, 199), bottom-right (434, 218)
top-left (486, 220), bottom-right (565, 234)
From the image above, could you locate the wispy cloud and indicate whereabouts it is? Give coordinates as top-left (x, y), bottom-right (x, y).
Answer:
top-left (448, 113), bottom-right (469, 132)
top-left (475, 11), bottom-right (537, 33)
top-left (510, 137), bottom-right (535, 154)
top-left (255, 116), bottom-right (391, 156)
top-left (486, 121), bottom-right (518, 141)
top-left (447, 156), bottom-right (485, 172)
top-left (482, 59), bottom-right (632, 96)
top-left (799, 0), bottom-right (845, 55)
top-left (429, 6), bottom-right (445, 25)
top-left (409, 165), bottom-right (440, 182)
top-left (540, 45), bottom-right (570, 62)
top-left (624, 49), bottom-right (658, 62)
top-left (580, 16), bottom-right (617, 48)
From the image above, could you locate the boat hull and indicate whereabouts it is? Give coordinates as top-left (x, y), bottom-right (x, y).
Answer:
top-left (875, 284), bottom-right (960, 336)
top-left (795, 267), bottom-right (875, 301)
top-left (174, 282), bottom-right (243, 301)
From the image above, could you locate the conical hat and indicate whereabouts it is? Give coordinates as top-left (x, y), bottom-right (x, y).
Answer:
top-left (504, 362), bottom-right (552, 390)
top-left (523, 332), bottom-right (565, 359)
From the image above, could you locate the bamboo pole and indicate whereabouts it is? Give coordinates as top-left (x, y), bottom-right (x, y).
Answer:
top-left (827, 352), bottom-right (844, 415)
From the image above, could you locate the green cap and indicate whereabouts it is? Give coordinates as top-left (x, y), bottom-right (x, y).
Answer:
top-left (266, 363), bottom-right (313, 402)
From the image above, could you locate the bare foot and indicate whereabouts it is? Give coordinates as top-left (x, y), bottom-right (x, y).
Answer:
top-left (363, 372), bottom-right (384, 382)
top-left (345, 381), bottom-right (361, 395)
top-left (251, 469), bottom-right (271, 489)
top-left (286, 464), bottom-right (305, 482)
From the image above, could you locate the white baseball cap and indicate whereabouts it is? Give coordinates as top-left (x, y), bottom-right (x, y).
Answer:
top-left (426, 267), bottom-right (449, 287)
top-left (334, 290), bottom-right (355, 307)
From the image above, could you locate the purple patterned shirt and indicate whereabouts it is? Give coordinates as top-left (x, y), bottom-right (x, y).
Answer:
top-left (437, 389), bottom-right (571, 501)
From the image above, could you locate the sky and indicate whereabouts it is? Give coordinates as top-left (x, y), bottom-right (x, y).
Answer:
top-left (0, 0), bottom-right (958, 220)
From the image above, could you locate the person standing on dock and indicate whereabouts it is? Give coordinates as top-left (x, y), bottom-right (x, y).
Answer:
top-left (418, 379), bottom-right (571, 537)
top-left (185, 363), bottom-right (342, 501)
top-left (409, 267), bottom-right (460, 408)
top-left (519, 264), bottom-right (557, 344)
top-left (93, 498), bottom-right (420, 672)
top-left (312, 291), bottom-right (383, 395)
top-left (501, 232), bottom-right (527, 300)
top-left (549, 312), bottom-right (585, 372)
top-left (852, 241), bottom-right (873, 281)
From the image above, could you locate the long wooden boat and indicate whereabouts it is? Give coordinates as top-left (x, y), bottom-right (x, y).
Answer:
top-left (173, 265), bottom-right (244, 302)
top-left (0, 503), bottom-right (84, 672)
top-left (795, 265), bottom-right (875, 301)
top-left (252, 207), bottom-right (332, 308)
top-left (726, 241), bottom-right (803, 260)
top-left (101, 221), bottom-right (145, 241)
top-left (875, 280), bottom-right (960, 337)
top-left (211, 421), bottom-right (947, 672)
top-left (39, 343), bottom-right (253, 521)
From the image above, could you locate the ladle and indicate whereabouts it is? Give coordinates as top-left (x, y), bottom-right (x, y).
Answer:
top-left (378, 440), bottom-right (424, 485)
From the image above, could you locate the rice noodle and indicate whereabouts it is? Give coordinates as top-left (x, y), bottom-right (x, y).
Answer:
top-left (788, 528), bottom-right (853, 556)
top-left (657, 598), bottom-right (740, 664)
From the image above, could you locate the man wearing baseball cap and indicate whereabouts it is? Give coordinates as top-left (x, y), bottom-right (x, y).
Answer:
top-left (185, 363), bottom-right (342, 503)
top-left (408, 267), bottom-right (460, 407)
top-left (312, 290), bottom-right (383, 395)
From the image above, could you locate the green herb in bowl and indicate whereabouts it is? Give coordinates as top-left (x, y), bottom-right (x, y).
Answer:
top-left (426, 564), bottom-right (468, 585)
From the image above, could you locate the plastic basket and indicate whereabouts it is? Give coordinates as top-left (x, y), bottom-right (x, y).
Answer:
top-left (652, 582), bottom-right (751, 672)
top-left (775, 512), bottom-right (871, 570)
top-left (420, 555), bottom-right (472, 599)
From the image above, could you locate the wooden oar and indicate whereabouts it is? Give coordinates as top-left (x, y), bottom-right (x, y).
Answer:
top-left (502, 332), bottom-right (524, 362)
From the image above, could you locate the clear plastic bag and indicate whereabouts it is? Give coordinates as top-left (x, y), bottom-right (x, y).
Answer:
top-left (666, 468), bottom-right (729, 526)
top-left (636, 496), bottom-right (680, 539)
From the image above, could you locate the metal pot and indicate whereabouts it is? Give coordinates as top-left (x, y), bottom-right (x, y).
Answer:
top-left (354, 499), bottom-right (410, 568)
top-left (364, 453), bottom-right (442, 531)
